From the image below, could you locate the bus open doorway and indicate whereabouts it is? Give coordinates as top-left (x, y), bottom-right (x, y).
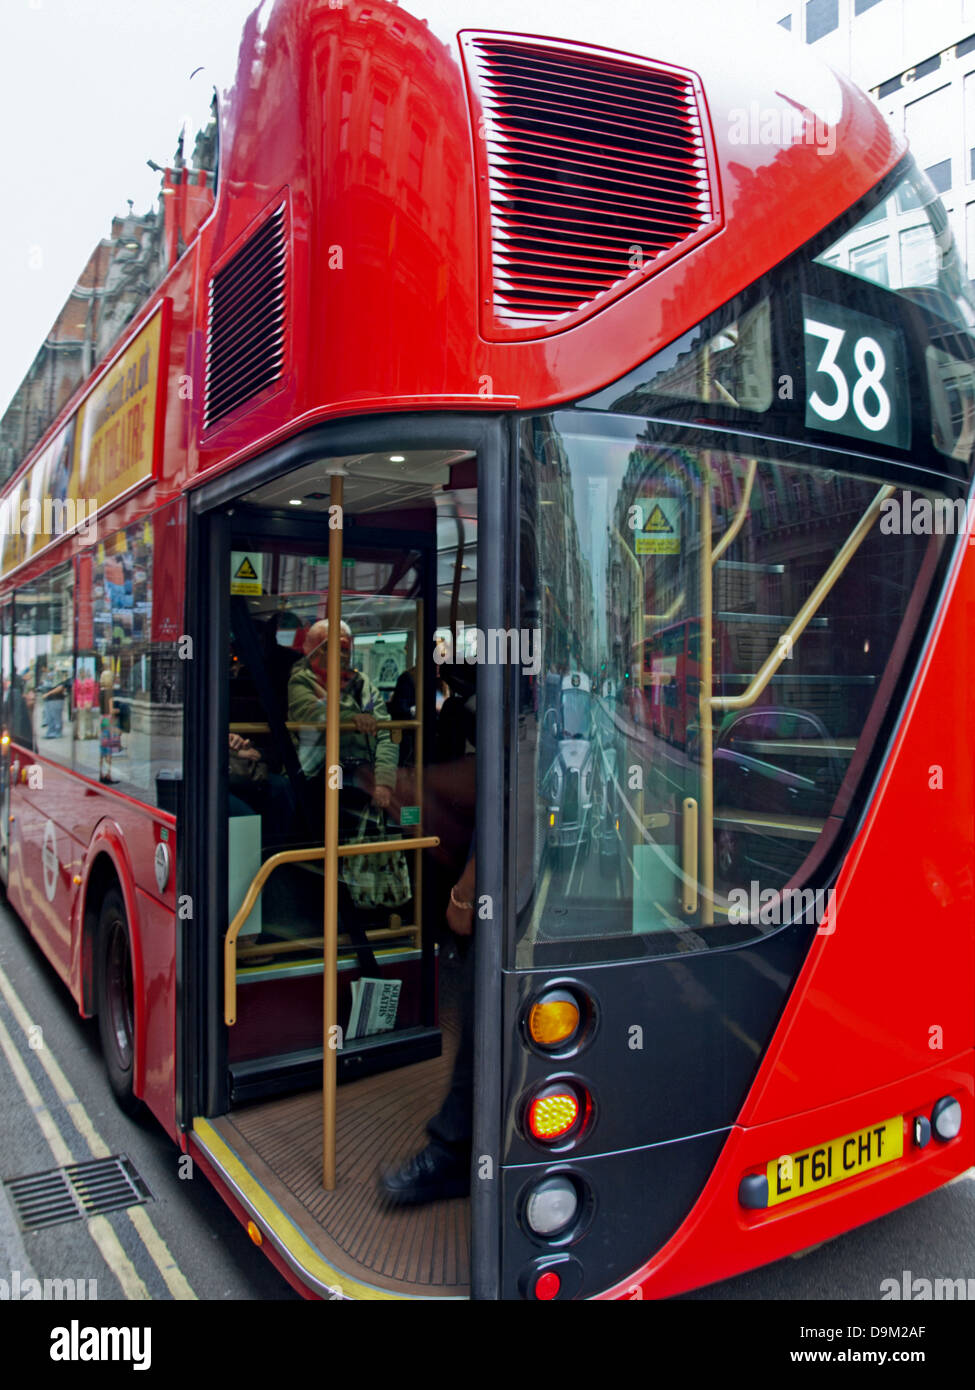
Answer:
top-left (191, 446), bottom-right (479, 1299)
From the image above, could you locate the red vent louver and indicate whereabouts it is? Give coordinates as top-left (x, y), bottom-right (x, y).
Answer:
top-left (461, 34), bottom-right (720, 339)
top-left (204, 203), bottom-right (287, 430)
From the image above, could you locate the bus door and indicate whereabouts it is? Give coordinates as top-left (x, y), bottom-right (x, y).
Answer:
top-left (186, 440), bottom-right (486, 1298)
top-left (219, 516), bottom-right (445, 1116)
top-left (0, 594), bottom-right (10, 882)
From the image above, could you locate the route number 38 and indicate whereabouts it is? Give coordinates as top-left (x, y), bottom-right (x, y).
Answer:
top-left (800, 295), bottom-right (909, 449)
top-left (805, 318), bottom-right (891, 432)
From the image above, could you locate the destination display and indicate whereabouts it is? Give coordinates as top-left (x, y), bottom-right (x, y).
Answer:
top-left (802, 295), bottom-right (910, 450)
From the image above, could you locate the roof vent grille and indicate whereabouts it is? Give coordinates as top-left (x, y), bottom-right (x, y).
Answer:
top-left (463, 34), bottom-right (720, 337)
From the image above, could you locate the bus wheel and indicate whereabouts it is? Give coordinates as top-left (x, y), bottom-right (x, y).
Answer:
top-left (96, 890), bottom-right (140, 1115)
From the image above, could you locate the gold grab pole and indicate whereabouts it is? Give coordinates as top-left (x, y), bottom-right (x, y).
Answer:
top-left (612, 524), bottom-right (646, 830)
top-left (711, 485), bottom-right (895, 714)
top-left (696, 341), bottom-right (715, 925)
top-left (413, 600), bottom-right (424, 954)
top-left (681, 797), bottom-right (699, 915)
top-left (229, 719), bottom-right (420, 734)
top-left (612, 526), bottom-right (645, 663)
top-left (710, 458), bottom-right (757, 566)
top-left (323, 470), bottom-right (344, 1191)
top-left (644, 593), bottom-right (685, 626)
top-left (698, 454), bottom-right (715, 925)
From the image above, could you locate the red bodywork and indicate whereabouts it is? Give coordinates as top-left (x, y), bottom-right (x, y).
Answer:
top-left (603, 526), bottom-right (975, 1296)
top-left (2, 0), bottom-right (970, 1297)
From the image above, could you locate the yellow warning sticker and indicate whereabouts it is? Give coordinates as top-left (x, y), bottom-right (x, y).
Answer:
top-left (635, 497), bottom-right (680, 555)
top-left (231, 551), bottom-right (263, 596)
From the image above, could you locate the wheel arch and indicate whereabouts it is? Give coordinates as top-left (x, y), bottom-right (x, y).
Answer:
top-left (78, 825), bottom-right (146, 1099)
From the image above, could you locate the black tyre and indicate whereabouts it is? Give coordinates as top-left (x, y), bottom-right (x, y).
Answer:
top-left (96, 889), bottom-right (140, 1115)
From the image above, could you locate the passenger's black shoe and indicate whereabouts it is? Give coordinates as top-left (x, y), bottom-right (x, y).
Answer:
top-left (380, 1144), bottom-right (469, 1205)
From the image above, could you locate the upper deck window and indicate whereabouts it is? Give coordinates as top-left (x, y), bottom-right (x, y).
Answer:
top-left (580, 159), bottom-right (975, 480)
top-left (818, 167), bottom-right (968, 305)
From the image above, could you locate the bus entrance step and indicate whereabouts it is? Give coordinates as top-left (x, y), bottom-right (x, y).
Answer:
top-left (228, 1027), bottom-right (443, 1104)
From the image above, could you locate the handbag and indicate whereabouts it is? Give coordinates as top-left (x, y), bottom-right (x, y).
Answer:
top-left (228, 751), bottom-right (269, 782)
top-left (341, 802), bottom-right (412, 910)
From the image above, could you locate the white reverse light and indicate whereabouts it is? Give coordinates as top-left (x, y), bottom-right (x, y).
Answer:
top-left (524, 1175), bottom-right (579, 1237)
top-left (932, 1096), bottom-right (962, 1142)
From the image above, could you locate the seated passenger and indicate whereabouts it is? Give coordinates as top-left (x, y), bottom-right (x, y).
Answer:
top-left (265, 610), bottom-right (305, 727)
top-left (227, 732), bottom-right (295, 841)
top-left (287, 618), bottom-right (398, 827)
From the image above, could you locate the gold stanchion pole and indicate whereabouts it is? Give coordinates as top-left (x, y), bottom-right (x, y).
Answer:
top-left (698, 345), bottom-right (715, 926)
top-left (412, 600), bottom-right (424, 951)
top-left (323, 471), bottom-right (344, 1191)
top-left (698, 456), bottom-right (714, 926)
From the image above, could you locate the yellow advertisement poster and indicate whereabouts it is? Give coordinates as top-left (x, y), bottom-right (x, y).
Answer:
top-left (0, 307), bottom-right (164, 578)
top-left (0, 479), bottom-right (25, 577)
top-left (74, 309), bottom-right (163, 512)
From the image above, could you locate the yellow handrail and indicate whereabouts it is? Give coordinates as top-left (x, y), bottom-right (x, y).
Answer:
top-left (237, 925), bottom-right (418, 962)
top-left (223, 835), bottom-right (439, 1025)
top-left (229, 719), bottom-right (420, 732)
top-left (711, 485), bottom-right (895, 714)
top-left (710, 457), bottom-right (757, 565)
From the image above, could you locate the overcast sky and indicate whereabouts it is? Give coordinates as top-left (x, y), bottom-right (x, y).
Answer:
top-left (0, 0), bottom-right (256, 417)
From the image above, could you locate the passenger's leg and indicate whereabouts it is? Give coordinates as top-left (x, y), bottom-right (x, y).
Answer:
top-left (425, 938), bottom-right (473, 1159)
top-left (381, 938), bottom-right (472, 1203)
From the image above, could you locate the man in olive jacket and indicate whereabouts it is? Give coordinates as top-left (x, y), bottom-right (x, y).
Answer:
top-left (287, 618), bottom-right (398, 808)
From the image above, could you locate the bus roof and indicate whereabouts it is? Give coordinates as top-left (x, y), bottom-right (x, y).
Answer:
top-left (1, 0), bottom-right (902, 562)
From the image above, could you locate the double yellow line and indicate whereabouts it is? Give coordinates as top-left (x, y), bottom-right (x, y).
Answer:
top-left (0, 961), bottom-right (195, 1300)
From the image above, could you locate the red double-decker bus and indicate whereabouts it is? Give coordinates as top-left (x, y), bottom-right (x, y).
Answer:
top-left (1, 0), bottom-right (973, 1301)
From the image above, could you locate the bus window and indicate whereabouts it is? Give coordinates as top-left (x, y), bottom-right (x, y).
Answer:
top-left (514, 415), bottom-right (950, 967)
top-left (12, 564), bottom-right (74, 760)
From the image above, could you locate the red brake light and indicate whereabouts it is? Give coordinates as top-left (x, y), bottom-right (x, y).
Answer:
top-left (528, 1088), bottom-right (581, 1142)
top-left (534, 1270), bottom-right (561, 1300)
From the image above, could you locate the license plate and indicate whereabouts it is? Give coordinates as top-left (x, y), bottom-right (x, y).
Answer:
top-left (766, 1116), bottom-right (903, 1207)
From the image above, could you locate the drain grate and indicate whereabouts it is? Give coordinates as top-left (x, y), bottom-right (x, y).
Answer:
top-left (4, 1155), bottom-right (152, 1232)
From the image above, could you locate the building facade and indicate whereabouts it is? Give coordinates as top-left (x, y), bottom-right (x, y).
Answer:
top-left (0, 123), bottom-right (216, 487)
top-left (753, 0), bottom-right (975, 280)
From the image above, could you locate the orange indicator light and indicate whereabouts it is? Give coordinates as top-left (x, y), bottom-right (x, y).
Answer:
top-left (529, 997), bottom-right (580, 1047)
